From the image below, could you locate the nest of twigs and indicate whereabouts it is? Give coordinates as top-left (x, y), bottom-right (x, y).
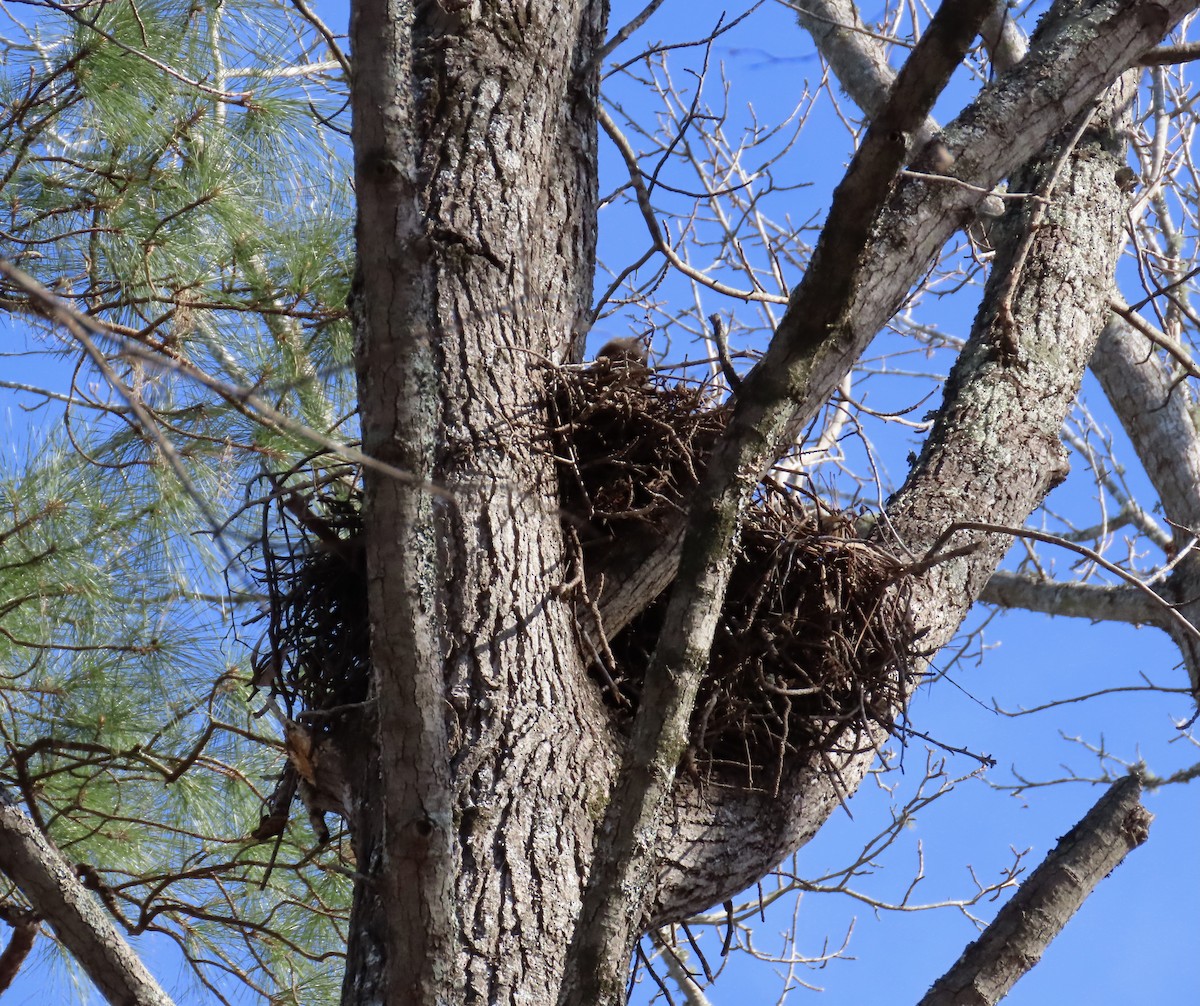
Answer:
top-left (552, 357), bottom-right (917, 792)
top-left (550, 358), bottom-right (731, 538)
top-left (611, 493), bottom-right (911, 792)
top-left (243, 461), bottom-right (369, 731)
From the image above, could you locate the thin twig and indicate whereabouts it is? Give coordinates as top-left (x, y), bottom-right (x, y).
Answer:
top-left (921, 520), bottom-right (1200, 643)
top-left (708, 313), bottom-right (742, 393)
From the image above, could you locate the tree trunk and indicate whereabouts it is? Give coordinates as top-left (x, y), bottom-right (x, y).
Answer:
top-left (347, 0), bottom-right (612, 1001)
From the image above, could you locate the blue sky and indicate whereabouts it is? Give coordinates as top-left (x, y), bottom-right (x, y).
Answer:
top-left (2, 0), bottom-right (1198, 1003)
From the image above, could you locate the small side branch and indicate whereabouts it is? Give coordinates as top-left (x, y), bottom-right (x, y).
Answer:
top-left (1139, 42), bottom-right (1200, 65)
top-left (708, 313), bottom-right (742, 393)
top-left (917, 775), bottom-right (1151, 1006)
top-left (0, 910), bottom-right (38, 994)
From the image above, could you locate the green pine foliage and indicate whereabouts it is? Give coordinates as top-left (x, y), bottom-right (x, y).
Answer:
top-left (0, 0), bottom-right (358, 1000)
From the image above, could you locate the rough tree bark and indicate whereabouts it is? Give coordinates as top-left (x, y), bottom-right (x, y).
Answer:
top-left (342, 0), bottom-right (1191, 1004)
top-left (347, 0), bottom-right (612, 1002)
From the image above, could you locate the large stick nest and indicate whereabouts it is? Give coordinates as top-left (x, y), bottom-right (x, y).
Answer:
top-left (242, 462), bottom-right (368, 731)
top-left (609, 493), bottom-right (913, 792)
top-left (552, 358), bottom-right (919, 792)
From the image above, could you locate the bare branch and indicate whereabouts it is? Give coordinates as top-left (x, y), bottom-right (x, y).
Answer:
top-left (917, 775), bottom-right (1152, 1006)
top-left (793, 0), bottom-right (938, 146)
top-left (597, 105), bottom-right (789, 305)
top-left (1139, 41), bottom-right (1200, 65)
top-left (288, 0), bottom-right (351, 78)
top-left (980, 0), bottom-right (1028, 72)
top-left (924, 520), bottom-right (1200, 644)
top-left (598, 0), bottom-right (670, 62)
top-left (981, 569), bottom-right (1166, 627)
top-left (1108, 298), bottom-right (1200, 379)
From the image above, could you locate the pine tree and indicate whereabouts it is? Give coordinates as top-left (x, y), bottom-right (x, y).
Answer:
top-left (1, 1), bottom-right (1198, 1004)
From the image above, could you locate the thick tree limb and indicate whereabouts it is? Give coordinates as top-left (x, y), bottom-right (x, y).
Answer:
top-left (917, 775), bottom-right (1151, 1006)
top-left (650, 60), bottom-right (1139, 937)
top-left (591, 0), bottom-right (1183, 931)
top-left (564, 4), bottom-right (999, 1000)
top-left (793, 0), bottom-right (939, 146)
top-left (0, 789), bottom-right (175, 1006)
top-left (1092, 316), bottom-right (1200, 691)
top-left (350, 0), bottom-right (615, 1001)
top-left (881, 67), bottom-right (1134, 636)
top-left (660, 59), bottom-right (1135, 940)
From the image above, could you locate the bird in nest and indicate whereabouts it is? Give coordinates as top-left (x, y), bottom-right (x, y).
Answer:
top-left (594, 335), bottom-right (650, 368)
